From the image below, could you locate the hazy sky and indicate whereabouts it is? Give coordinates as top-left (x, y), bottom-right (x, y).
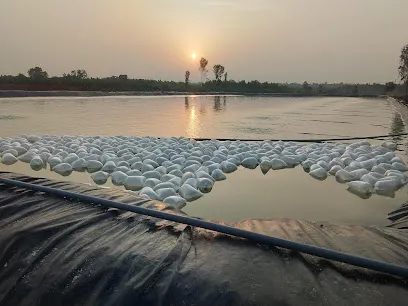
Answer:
top-left (1, 0), bottom-right (408, 83)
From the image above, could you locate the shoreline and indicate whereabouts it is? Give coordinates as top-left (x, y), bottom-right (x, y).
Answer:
top-left (389, 97), bottom-right (408, 128)
top-left (0, 90), bottom-right (381, 98)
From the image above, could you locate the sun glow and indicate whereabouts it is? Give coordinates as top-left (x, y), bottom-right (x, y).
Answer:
top-left (191, 53), bottom-right (197, 60)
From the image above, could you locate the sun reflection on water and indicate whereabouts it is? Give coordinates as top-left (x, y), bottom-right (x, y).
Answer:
top-left (187, 104), bottom-right (201, 138)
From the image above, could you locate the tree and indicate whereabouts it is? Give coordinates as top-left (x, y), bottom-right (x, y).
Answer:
top-left (224, 72), bottom-right (228, 83)
top-left (185, 71), bottom-right (190, 88)
top-left (16, 73), bottom-right (27, 80)
top-left (385, 82), bottom-right (396, 93)
top-left (317, 84), bottom-right (323, 94)
top-left (199, 57), bottom-right (208, 84)
top-left (398, 44), bottom-right (408, 96)
top-left (302, 81), bottom-right (312, 94)
top-left (352, 85), bottom-right (358, 96)
top-left (63, 69), bottom-right (88, 80)
top-left (27, 67), bottom-right (48, 79)
top-left (213, 64), bottom-right (225, 82)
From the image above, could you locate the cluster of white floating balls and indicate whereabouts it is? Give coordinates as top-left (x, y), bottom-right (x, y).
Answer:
top-left (1, 135), bottom-right (407, 207)
top-left (303, 140), bottom-right (407, 198)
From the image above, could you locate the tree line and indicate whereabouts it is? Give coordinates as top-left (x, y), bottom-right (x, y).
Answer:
top-left (0, 70), bottom-right (394, 95)
top-left (1, 44), bottom-right (408, 96)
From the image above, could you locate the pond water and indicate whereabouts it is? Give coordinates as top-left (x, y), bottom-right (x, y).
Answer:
top-left (1, 95), bottom-right (407, 225)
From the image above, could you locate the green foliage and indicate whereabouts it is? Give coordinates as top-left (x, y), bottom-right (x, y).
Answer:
top-left (63, 69), bottom-right (88, 80)
top-left (399, 44), bottom-right (408, 96)
top-left (27, 67), bottom-right (48, 79)
top-left (185, 71), bottom-right (190, 88)
top-left (352, 85), bottom-right (358, 95)
top-left (213, 65), bottom-right (225, 82)
top-left (0, 67), bottom-right (393, 96)
top-left (199, 57), bottom-right (208, 83)
top-left (302, 81), bottom-right (312, 94)
top-left (385, 82), bottom-right (396, 93)
top-left (399, 45), bottom-right (408, 82)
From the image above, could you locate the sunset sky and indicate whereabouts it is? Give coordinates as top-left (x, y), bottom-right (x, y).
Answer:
top-left (0, 0), bottom-right (407, 83)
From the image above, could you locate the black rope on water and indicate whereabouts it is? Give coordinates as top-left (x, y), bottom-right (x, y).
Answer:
top-left (192, 132), bottom-right (408, 143)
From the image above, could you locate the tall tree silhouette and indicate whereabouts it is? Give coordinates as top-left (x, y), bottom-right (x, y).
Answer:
top-left (398, 44), bottom-right (408, 97)
top-left (199, 57), bottom-right (208, 84)
top-left (185, 71), bottom-right (190, 89)
top-left (213, 65), bottom-right (225, 82)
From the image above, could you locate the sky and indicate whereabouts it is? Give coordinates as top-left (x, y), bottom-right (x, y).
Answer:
top-left (0, 0), bottom-right (408, 83)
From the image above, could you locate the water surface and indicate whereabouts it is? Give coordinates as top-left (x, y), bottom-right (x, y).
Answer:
top-left (0, 95), bottom-right (406, 225)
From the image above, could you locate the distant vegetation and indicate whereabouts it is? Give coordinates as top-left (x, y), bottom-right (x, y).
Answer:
top-left (399, 44), bottom-right (408, 97)
top-left (0, 55), bottom-right (405, 96)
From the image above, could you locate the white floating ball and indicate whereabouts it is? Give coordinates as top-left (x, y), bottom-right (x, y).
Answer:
top-left (381, 141), bottom-right (397, 151)
top-left (39, 152), bottom-right (51, 162)
top-left (72, 158), bottom-right (87, 172)
top-left (124, 176), bottom-right (146, 191)
top-left (328, 165), bottom-right (342, 175)
top-left (360, 174), bottom-right (379, 186)
top-left (48, 156), bottom-right (62, 168)
top-left (144, 178), bottom-right (162, 188)
top-left (169, 176), bottom-right (182, 187)
top-left (347, 181), bottom-right (373, 199)
top-left (183, 164), bottom-right (200, 173)
top-left (349, 169), bottom-right (369, 180)
top-left (198, 178), bottom-right (214, 193)
top-left (1, 153), bottom-right (18, 165)
top-left (143, 170), bottom-right (161, 180)
top-left (392, 162), bottom-right (408, 172)
top-left (139, 187), bottom-right (158, 200)
top-left (91, 171), bottom-right (109, 185)
top-left (153, 182), bottom-right (176, 191)
top-left (53, 163), bottom-right (73, 176)
top-left (19, 151), bottom-right (37, 163)
top-left (111, 171), bottom-right (128, 186)
top-left (178, 184), bottom-right (203, 202)
top-left (102, 161), bottom-right (116, 173)
top-left (220, 161), bottom-right (237, 173)
top-left (211, 169), bottom-right (226, 181)
top-left (374, 179), bottom-right (399, 193)
top-left (169, 169), bottom-right (183, 178)
top-left (181, 172), bottom-right (196, 184)
top-left (30, 156), bottom-right (44, 171)
top-left (87, 160), bottom-right (103, 173)
top-left (163, 196), bottom-right (187, 209)
top-left (260, 160), bottom-right (271, 175)
top-left (241, 157), bottom-right (258, 170)
top-left (2, 149), bottom-right (18, 157)
top-left (335, 170), bottom-right (356, 183)
top-left (271, 158), bottom-right (287, 170)
top-left (156, 188), bottom-right (177, 201)
top-left (309, 167), bottom-right (328, 181)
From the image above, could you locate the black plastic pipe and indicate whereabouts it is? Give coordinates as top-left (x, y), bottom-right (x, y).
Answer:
top-left (1, 176), bottom-right (408, 278)
top-left (192, 132), bottom-right (408, 143)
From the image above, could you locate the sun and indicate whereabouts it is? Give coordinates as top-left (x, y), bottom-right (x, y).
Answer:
top-left (191, 53), bottom-right (197, 60)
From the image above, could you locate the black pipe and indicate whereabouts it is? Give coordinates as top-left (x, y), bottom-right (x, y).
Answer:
top-left (0, 176), bottom-right (407, 278)
top-left (191, 132), bottom-right (408, 143)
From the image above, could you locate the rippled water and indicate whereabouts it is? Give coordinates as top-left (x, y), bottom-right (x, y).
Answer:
top-left (1, 95), bottom-right (407, 225)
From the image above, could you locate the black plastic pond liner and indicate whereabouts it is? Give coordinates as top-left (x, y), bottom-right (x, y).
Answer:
top-left (1, 172), bottom-right (408, 305)
top-left (388, 203), bottom-right (408, 229)
top-left (1, 176), bottom-right (408, 279)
